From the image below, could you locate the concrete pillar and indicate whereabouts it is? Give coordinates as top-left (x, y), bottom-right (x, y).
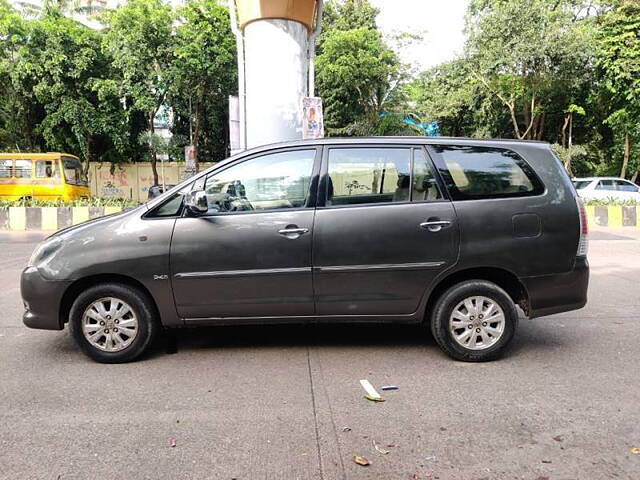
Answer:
top-left (231, 0), bottom-right (321, 149)
top-left (244, 19), bottom-right (308, 148)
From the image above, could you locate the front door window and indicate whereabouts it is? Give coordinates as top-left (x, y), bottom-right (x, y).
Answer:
top-left (203, 150), bottom-right (316, 214)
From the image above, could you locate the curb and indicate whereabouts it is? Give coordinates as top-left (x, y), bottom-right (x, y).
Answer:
top-left (585, 205), bottom-right (639, 228)
top-left (0, 206), bottom-right (123, 231)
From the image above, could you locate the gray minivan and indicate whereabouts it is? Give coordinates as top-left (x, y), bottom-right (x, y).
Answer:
top-left (21, 138), bottom-right (589, 363)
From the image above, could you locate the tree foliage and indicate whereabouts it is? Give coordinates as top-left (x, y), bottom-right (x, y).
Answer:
top-left (170, 0), bottom-right (236, 166)
top-left (317, 0), bottom-right (411, 136)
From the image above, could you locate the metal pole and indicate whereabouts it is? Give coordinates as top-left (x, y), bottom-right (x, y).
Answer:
top-left (228, 0), bottom-right (246, 151)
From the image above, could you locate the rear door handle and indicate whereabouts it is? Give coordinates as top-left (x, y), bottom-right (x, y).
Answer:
top-left (420, 220), bottom-right (452, 232)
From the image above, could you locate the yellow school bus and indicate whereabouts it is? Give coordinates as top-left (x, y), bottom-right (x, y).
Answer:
top-left (0, 153), bottom-right (90, 201)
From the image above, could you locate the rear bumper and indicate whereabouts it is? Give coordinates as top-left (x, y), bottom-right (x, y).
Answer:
top-left (522, 256), bottom-right (589, 318)
top-left (21, 267), bottom-right (70, 330)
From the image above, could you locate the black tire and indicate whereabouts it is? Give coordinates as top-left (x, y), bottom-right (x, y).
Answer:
top-left (69, 283), bottom-right (159, 363)
top-left (430, 280), bottom-right (518, 362)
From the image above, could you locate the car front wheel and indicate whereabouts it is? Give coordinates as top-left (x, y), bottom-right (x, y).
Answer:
top-left (431, 280), bottom-right (518, 362)
top-left (69, 283), bottom-right (158, 363)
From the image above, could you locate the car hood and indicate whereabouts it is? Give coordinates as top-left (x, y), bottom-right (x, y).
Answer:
top-left (47, 205), bottom-right (147, 240)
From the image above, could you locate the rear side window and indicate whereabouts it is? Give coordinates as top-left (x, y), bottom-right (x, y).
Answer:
top-left (614, 180), bottom-right (639, 192)
top-left (428, 145), bottom-right (544, 200)
top-left (572, 180), bottom-right (592, 190)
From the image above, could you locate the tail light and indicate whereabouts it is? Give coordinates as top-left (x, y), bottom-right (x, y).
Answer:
top-left (576, 197), bottom-right (588, 257)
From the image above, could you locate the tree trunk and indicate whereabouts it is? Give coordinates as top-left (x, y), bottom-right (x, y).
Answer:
top-left (83, 136), bottom-right (92, 176)
top-left (149, 111), bottom-right (159, 186)
top-left (568, 113), bottom-right (573, 149)
top-left (508, 103), bottom-right (521, 139)
top-left (561, 115), bottom-right (570, 148)
top-left (523, 101), bottom-right (531, 139)
top-left (630, 170), bottom-right (638, 184)
top-left (621, 131), bottom-right (630, 179)
top-left (536, 112), bottom-right (545, 140)
top-left (193, 85), bottom-right (205, 172)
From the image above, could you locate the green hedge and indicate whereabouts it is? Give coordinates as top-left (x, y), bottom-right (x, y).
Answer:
top-left (0, 197), bottom-right (141, 208)
top-left (583, 199), bottom-right (640, 206)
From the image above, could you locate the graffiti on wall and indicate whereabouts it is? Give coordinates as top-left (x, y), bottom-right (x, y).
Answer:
top-left (89, 162), bottom-right (214, 201)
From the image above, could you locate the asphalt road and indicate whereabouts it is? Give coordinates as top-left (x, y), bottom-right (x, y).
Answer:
top-left (1, 228), bottom-right (639, 480)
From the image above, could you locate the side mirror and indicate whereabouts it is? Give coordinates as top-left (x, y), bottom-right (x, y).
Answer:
top-left (185, 190), bottom-right (208, 214)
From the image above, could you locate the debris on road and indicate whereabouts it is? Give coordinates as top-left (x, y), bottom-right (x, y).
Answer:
top-left (425, 455), bottom-right (437, 462)
top-left (360, 379), bottom-right (384, 402)
top-left (342, 426), bottom-right (351, 432)
top-left (373, 440), bottom-right (389, 455)
top-left (353, 455), bottom-right (371, 466)
top-left (386, 442), bottom-right (396, 448)
top-left (169, 438), bottom-right (176, 448)
top-left (552, 435), bottom-right (563, 442)
top-left (365, 394), bottom-right (385, 402)
top-left (381, 385), bottom-right (398, 391)
top-left (631, 447), bottom-right (639, 455)
top-left (542, 459), bottom-right (552, 464)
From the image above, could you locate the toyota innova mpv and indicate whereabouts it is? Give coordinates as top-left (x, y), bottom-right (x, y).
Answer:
top-left (21, 138), bottom-right (589, 363)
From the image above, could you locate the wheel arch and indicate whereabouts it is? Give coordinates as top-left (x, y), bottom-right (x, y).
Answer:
top-left (59, 274), bottom-right (160, 329)
top-left (424, 267), bottom-right (530, 321)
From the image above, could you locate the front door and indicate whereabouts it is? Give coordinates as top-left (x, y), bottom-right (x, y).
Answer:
top-left (170, 148), bottom-right (319, 319)
top-left (313, 146), bottom-right (459, 317)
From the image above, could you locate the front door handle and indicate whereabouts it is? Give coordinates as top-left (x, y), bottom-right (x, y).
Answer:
top-left (278, 226), bottom-right (309, 239)
top-left (420, 220), bottom-right (452, 232)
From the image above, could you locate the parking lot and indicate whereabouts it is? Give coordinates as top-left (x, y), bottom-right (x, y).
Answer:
top-left (1, 228), bottom-right (639, 480)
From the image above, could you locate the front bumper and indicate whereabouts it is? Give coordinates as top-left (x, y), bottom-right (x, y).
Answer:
top-left (21, 267), bottom-right (71, 330)
top-left (522, 256), bottom-right (589, 318)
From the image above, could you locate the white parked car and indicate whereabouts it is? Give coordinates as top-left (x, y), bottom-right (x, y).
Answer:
top-left (572, 177), bottom-right (640, 202)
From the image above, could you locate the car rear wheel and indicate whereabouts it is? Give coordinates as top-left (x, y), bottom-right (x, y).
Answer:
top-left (430, 280), bottom-right (518, 362)
top-left (69, 283), bottom-right (158, 363)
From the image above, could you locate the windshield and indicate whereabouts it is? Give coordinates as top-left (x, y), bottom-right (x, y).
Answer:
top-left (572, 180), bottom-right (592, 190)
top-left (62, 157), bottom-right (88, 186)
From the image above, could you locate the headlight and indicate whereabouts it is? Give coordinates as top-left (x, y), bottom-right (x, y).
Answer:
top-left (28, 237), bottom-right (63, 267)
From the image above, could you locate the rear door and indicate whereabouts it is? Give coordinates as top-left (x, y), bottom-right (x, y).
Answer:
top-left (312, 145), bottom-right (459, 317)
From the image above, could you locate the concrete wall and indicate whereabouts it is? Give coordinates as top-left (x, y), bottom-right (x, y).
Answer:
top-left (88, 162), bottom-right (214, 201)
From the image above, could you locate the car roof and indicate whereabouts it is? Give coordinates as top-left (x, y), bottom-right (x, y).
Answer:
top-left (573, 177), bottom-right (631, 181)
top-left (229, 136), bottom-right (551, 160)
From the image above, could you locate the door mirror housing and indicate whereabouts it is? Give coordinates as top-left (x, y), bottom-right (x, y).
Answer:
top-left (185, 190), bottom-right (208, 214)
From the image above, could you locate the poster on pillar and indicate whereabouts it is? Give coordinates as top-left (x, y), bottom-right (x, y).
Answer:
top-left (302, 97), bottom-right (324, 140)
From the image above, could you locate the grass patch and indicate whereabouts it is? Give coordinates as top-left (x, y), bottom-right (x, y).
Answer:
top-left (583, 199), bottom-right (640, 206)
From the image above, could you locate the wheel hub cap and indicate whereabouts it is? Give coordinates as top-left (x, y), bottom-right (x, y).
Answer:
top-left (82, 297), bottom-right (138, 352)
top-left (449, 296), bottom-right (505, 351)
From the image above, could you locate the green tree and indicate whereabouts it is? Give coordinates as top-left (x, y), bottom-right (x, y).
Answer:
top-left (410, 59), bottom-right (476, 137)
top-left (102, 0), bottom-right (174, 183)
top-left (0, 0), bottom-right (41, 151)
top-left (596, 0), bottom-right (640, 179)
top-left (5, 8), bottom-right (128, 166)
top-left (466, 0), bottom-right (595, 141)
top-left (316, 27), bottom-right (401, 136)
top-left (170, 0), bottom-right (236, 167)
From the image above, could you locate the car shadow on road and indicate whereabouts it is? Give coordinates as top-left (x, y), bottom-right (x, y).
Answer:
top-left (149, 317), bottom-right (567, 361)
top-left (157, 322), bottom-right (431, 354)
